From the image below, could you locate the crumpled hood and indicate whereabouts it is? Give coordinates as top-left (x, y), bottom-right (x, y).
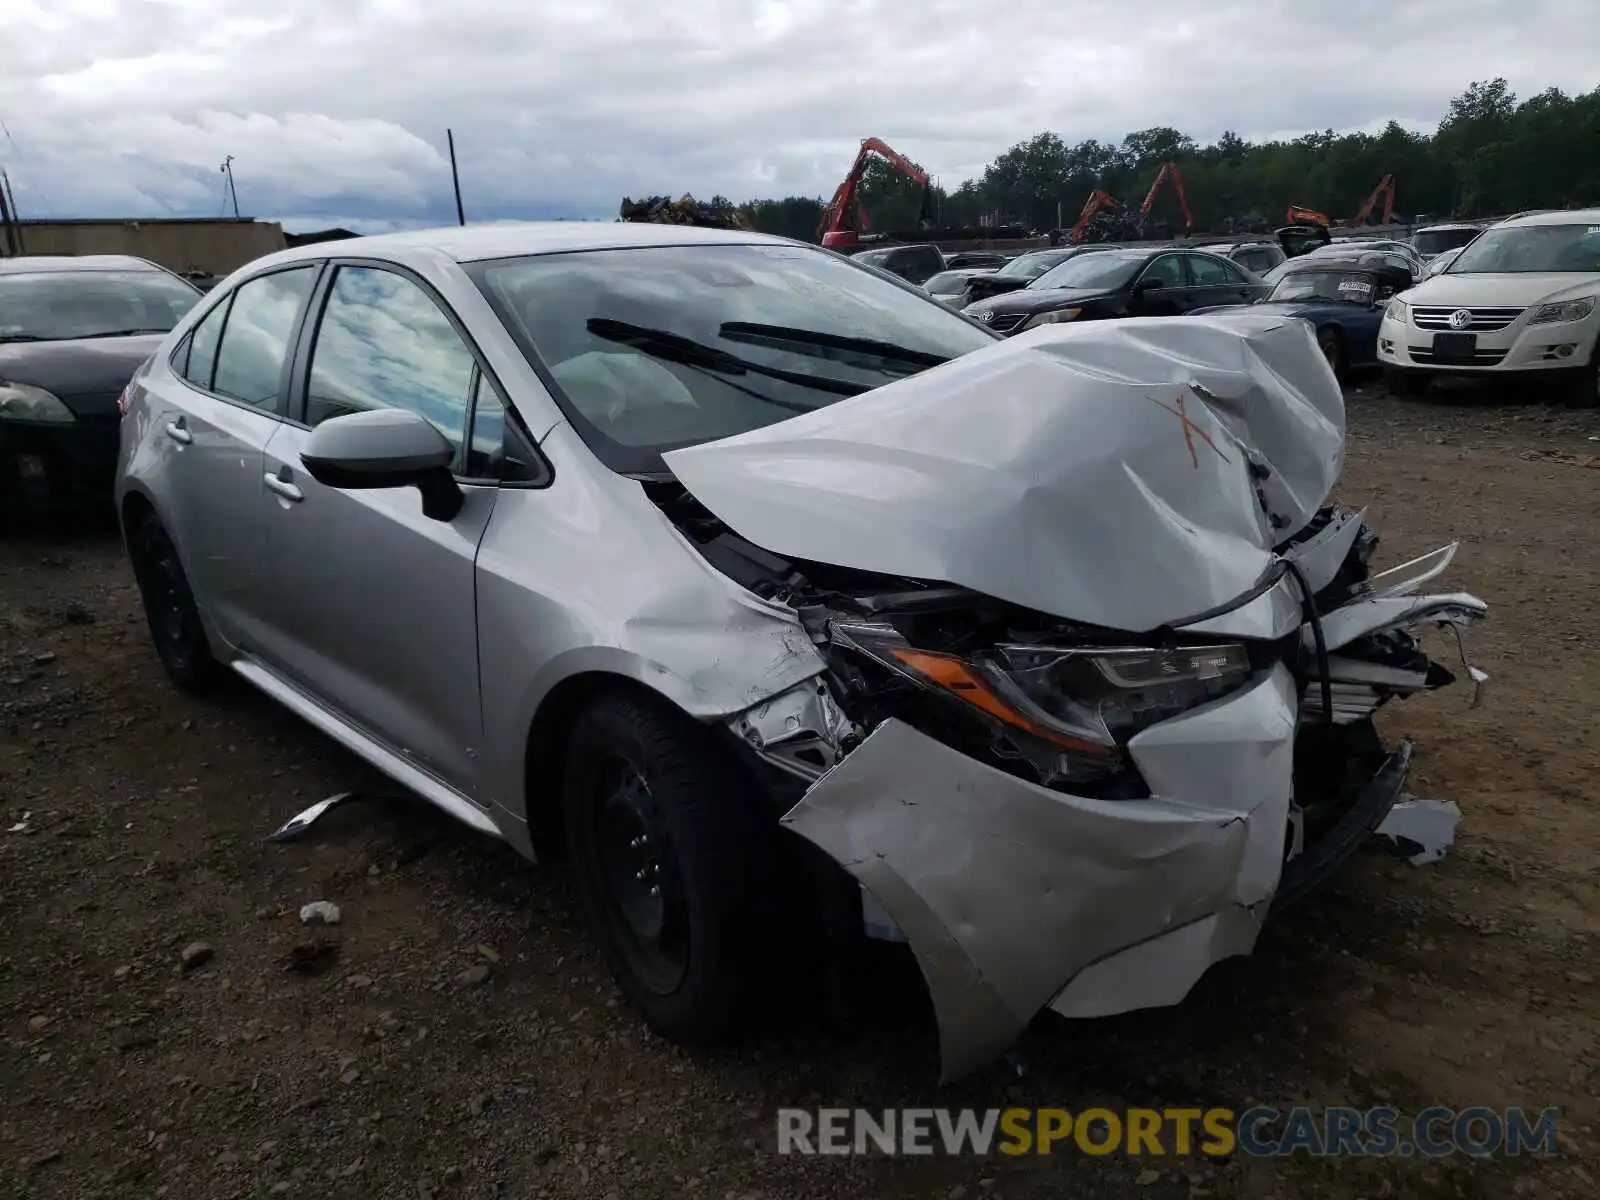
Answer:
top-left (663, 312), bottom-right (1345, 633)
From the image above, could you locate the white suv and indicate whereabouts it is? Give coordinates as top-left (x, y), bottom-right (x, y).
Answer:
top-left (1378, 209), bottom-right (1600, 407)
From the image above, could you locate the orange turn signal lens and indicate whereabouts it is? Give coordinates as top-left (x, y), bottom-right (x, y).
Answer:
top-left (885, 647), bottom-right (1114, 756)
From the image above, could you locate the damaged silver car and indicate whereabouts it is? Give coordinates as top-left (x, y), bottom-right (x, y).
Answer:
top-left (113, 223), bottom-right (1487, 1082)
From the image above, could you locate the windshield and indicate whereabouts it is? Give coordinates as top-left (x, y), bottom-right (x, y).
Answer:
top-left (1270, 270), bottom-right (1377, 305)
top-left (1412, 228), bottom-right (1480, 256)
top-left (997, 251), bottom-right (1070, 280)
top-left (923, 271), bottom-right (974, 295)
top-left (469, 243), bottom-right (998, 473)
top-left (0, 269), bottom-right (200, 342)
top-left (1026, 251), bottom-right (1142, 292)
top-left (1449, 223), bottom-right (1600, 273)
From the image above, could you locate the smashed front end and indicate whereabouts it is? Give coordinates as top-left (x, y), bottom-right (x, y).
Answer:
top-left (655, 313), bottom-right (1489, 1082)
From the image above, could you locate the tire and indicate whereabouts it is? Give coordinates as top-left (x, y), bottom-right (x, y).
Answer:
top-left (126, 513), bottom-right (222, 692)
top-left (1316, 327), bottom-right (1347, 380)
top-left (563, 689), bottom-right (778, 1043)
top-left (1554, 349), bottom-right (1600, 409)
top-left (1384, 367), bottom-right (1430, 397)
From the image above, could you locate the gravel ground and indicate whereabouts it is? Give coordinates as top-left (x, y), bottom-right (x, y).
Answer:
top-left (2, 382), bottom-right (1598, 1199)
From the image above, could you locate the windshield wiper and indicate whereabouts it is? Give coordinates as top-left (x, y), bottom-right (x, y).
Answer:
top-left (76, 328), bottom-right (172, 339)
top-left (587, 319), bottom-right (869, 398)
top-left (717, 322), bottom-right (950, 370)
top-left (0, 334), bottom-right (49, 343)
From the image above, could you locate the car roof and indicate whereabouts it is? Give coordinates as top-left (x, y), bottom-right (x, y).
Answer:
top-left (1495, 208), bottom-right (1600, 228)
top-left (1413, 223), bottom-right (1481, 233)
top-left (248, 221), bottom-right (801, 271)
top-left (0, 253), bottom-right (167, 275)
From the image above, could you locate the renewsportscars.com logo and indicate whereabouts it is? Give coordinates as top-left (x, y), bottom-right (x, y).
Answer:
top-left (776, 1106), bottom-right (1562, 1158)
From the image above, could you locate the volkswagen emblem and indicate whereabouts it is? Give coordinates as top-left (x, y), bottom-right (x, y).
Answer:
top-left (1448, 308), bottom-right (1473, 330)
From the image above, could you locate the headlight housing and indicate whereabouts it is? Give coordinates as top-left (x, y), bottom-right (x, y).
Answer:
top-left (1022, 308), bottom-right (1082, 331)
top-left (831, 622), bottom-right (1254, 788)
top-left (1385, 298), bottom-right (1408, 323)
top-left (0, 381), bottom-right (75, 424)
top-left (1528, 297), bottom-right (1595, 325)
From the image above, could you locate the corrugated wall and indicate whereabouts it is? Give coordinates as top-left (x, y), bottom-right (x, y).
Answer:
top-left (4, 219), bottom-right (288, 275)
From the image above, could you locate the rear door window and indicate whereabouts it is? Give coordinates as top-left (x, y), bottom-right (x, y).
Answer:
top-left (210, 268), bottom-right (318, 415)
top-left (179, 296), bottom-right (232, 391)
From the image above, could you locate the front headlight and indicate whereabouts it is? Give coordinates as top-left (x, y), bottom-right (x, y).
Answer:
top-left (983, 642), bottom-right (1254, 746)
top-left (832, 622), bottom-right (1254, 785)
top-left (1385, 298), bottom-right (1408, 323)
top-left (1528, 297), bottom-right (1595, 325)
top-left (1022, 308), bottom-right (1082, 331)
top-left (0, 381), bottom-right (76, 424)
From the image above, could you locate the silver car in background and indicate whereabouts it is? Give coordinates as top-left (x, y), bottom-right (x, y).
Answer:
top-left (114, 223), bottom-right (1487, 1081)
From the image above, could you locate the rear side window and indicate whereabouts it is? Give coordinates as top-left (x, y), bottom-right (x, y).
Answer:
top-left (211, 268), bottom-right (317, 414)
top-left (180, 297), bottom-right (231, 391)
top-left (1189, 254), bottom-right (1244, 284)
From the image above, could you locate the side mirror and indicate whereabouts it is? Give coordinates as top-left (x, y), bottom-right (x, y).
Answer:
top-left (1134, 278), bottom-right (1164, 294)
top-left (300, 408), bottom-right (464, 522)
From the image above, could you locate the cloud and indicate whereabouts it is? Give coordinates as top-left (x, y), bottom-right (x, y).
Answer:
top-left (1, 0), bottom-right (1595, 227)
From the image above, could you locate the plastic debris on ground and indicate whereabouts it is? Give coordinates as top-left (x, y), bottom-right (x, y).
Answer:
top-left (300, 901), bottom-right (342, 926)
top-left (1374, 796), bottom-right (1462, 864)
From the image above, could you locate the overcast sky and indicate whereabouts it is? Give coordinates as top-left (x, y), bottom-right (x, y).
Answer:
top-left (2, 0), bottom-right (1594, 233)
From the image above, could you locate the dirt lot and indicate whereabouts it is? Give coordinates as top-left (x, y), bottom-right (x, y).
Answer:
top-left (3, 383), bottom-right (1598, 1200)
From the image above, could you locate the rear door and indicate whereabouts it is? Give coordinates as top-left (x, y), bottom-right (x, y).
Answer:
top-left (146, 265), bottom-right (320, 648)
top-left (1187, 252), bottom-right (1259, 306)
top-left (253, 261), bottom-right (501, 794)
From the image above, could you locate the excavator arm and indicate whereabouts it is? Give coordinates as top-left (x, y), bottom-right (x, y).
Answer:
top-left (818, 137), bottom-right (932, 250)
top-left (1287, 204), bottom-right (1333, 228)
top-left (1070, 189), bottom-right (1121, 244)
top-left (1136, 162), bottom-right (1193, 234)
top-left (1354, 174), bottom-right (1397, 225)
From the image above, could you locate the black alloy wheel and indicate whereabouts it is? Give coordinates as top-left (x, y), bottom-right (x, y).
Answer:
top-left (127, 514), bottom-right (220, 692)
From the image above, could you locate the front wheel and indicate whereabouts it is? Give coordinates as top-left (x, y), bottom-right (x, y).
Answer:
top-left (126, 513), bottom-right (222, 692)
top-left (1554, 350), bottom-right (1600, 409)
top-left (563, 690), bottom-right (778, 1042)
top-left (1317, 327), bottom-right (1347, 380)
top-left (1384, 367), bottom-right (1430, 397)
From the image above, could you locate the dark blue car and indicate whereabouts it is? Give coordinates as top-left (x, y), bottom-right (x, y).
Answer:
top-left (1190, 253), bottom-right (1414, 379)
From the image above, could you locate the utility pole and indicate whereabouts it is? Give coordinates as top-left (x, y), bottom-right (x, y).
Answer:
top-left (0, 168), bottom-right (19, 255)
top-left (447, 130), bottom-right (465, 225)
top-left (220, 156), bottom-right (239, 218)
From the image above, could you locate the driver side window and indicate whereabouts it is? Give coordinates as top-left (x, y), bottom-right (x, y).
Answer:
top-left (305, 266), bottom-right (475, 474)
top-left (1140, 254), bottom-right (1185, 286)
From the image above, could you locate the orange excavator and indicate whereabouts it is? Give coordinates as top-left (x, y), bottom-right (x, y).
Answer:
top-left (1136, 161), bottom-right (1193, 235)
top-left (1287, 204), bottom-right (1333, 228)
top-left (1354, 174), bottom-right (1397, 225)
top-left (1288, 174), bottom-right (1398, 229)
top-left (1070, 188), bottom-right (1122, 243)
top-left (817, 136), bottom-right (932, 251)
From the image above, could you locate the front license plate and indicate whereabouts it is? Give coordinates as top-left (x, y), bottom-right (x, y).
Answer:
top-left (1432, 332), bottom-right (1477, 362)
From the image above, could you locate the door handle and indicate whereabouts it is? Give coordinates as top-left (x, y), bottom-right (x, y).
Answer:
top-left (165, 420), bottom-right (192, 445)
top-left (264, 472), bottom-right (303, 503)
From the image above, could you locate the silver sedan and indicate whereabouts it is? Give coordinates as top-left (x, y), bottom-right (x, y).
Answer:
top-left (114, 222), bottom-right (1486, 1081)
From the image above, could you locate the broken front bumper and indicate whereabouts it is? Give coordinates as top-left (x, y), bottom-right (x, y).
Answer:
top-left (783, 663), bottom-right (1326, 1083)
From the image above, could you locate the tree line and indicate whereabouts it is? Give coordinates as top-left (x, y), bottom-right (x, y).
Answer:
top-left (726, 79), bottom-right (1600, 242)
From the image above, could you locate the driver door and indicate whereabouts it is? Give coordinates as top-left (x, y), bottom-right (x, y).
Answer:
top-left (1128, 253), bottom-right (1187, 316)
top-left (253, 263), bottom-right (501, 795)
